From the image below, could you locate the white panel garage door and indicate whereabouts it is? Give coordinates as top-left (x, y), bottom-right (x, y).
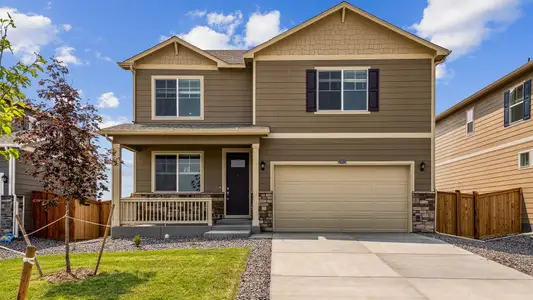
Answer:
top-left (274, 165), bottom-right (410, 232)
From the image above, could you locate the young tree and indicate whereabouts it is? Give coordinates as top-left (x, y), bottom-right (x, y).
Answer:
top-left (15, 60), bottom-right (112, 273)
top-left (0, 13), bottom-right (45, 159)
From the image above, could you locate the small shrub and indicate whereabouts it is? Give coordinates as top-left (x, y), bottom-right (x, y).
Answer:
top-left (133, 235), bottom-right (141, 247)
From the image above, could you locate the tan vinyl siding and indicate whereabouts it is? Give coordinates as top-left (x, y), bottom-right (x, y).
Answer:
top-left (256, 10), bottom-right (433, 57)
top-left (136, 44), bottom-right (217, 66)
top-left (436, 69), bottom-right (533, 225)
top-left (436, 142), bottom-right (533, 224)
top-left (259, 138), bottom-right (430, 191)
top-left (256, 59), bottom-right (431, 133)
top-left (135, 68), bottom-right (252, 124)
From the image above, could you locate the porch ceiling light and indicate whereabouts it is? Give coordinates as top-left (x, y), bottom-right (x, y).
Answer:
top-left (1, 174), bottom-right (7, 184)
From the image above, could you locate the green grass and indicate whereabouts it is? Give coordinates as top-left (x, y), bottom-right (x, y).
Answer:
top-left (0, 248), bottom-right (250, 300)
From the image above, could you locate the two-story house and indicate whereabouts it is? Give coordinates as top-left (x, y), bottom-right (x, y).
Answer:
top-left (436, 60), bottom-right (533, 232)
top-left (100, 2), bottom-right (450, 238)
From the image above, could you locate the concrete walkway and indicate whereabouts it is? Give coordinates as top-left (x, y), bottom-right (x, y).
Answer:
top-left (270, 233), bottom-right (533, 299)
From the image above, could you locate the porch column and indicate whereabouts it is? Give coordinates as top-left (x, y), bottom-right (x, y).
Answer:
top-left (252, 143), bottom-right (260, 232)
top-left (112, 143), bottom-right (122, 227)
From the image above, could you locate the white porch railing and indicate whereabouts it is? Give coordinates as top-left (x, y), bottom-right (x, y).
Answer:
top-left (120, 198), bottom-right (212, 226)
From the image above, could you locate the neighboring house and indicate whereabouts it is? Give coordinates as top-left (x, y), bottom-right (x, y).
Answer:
top-left (100, 1), bottom-right (450, 238)
top-left (436, 61), bottom-right (533, 232)
top-left (0, 120), bottom-right (40, 234)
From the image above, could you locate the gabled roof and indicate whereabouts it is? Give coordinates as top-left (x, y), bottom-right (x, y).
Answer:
top-left (244, 1), bottom-right (451, 60)
top-left (437, 60), bottom-right (533, 122)
top-left (118, 36), bottom-right (246, 69)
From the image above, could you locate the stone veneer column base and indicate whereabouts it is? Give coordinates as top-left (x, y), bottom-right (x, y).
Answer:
top-left (412, 191), bottom-right (436, 233)
top-left (258, 191), bottom-right (273, 232)
top-left (0, 196), bottom-right (14, 234)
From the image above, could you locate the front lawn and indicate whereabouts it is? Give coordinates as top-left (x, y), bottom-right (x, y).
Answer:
top-left (0, 248), bottom-right (250, 300)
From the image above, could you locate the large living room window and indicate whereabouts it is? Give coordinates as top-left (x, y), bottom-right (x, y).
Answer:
top-left (153, 76), bottom-right (203, 119)
top-left (317, 69), bottom-right (368, 111)
top-left (509, 84), bottom-right (524, 124)
top-left (154, 152), bottom-right (203, 192)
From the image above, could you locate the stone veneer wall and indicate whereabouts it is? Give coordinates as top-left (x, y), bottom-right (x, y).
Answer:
top-left (1, 196), bottom-right (14, 234)
top-left (258, 191), bottom-right (273, 232)
top-left (131, 193), bottom-right (225, 222)
top-left (412, 191), bottom-right (436, 233)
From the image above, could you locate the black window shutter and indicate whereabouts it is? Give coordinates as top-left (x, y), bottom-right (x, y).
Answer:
top-left (524, 79), bottom-right (531, 120)
top-left (504, 90), bottom-right (510, 127)
top-left (306, 69), bottom-right (317, 112)
top-left (368, 69), bottom-right (380, 112)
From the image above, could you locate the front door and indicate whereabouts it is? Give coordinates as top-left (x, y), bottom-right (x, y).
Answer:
top-left (226, 152), bottom-right (250, 216)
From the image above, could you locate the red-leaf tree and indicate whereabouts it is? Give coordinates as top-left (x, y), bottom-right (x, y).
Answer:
top-left (15, 59), bottom-right (114, 273)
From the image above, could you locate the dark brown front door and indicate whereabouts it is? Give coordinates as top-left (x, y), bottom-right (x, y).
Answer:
top-left (226, 152), bottom-right (250, 216)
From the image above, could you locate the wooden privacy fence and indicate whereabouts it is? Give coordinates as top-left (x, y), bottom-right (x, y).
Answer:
top-left (32, 191), bottom-right (111, 241)
top-left (436, 188), bottom-right (522, 239)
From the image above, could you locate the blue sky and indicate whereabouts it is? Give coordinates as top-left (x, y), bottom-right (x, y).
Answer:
top-left (2, 0), bottom-right (533, 198)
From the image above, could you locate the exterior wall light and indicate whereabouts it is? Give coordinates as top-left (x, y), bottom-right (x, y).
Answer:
top-left (1, 174), bottom-right (7, 184)
top-left (260, 161), bottom-right (266, 171)
top-left (420, 162), bottom-right (426, 172)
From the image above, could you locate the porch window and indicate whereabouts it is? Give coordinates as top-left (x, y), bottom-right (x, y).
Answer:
top-left (154, 152), bottom-right (203, 192)
top-left (153, 76), bottom-right (203, 119)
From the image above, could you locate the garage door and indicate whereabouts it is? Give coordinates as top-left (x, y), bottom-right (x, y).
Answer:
top-left (274, 165), bottom-right (410, 232)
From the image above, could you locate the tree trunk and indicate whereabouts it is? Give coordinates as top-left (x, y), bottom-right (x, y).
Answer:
top-left (65, 199), bottom-right (71, 273)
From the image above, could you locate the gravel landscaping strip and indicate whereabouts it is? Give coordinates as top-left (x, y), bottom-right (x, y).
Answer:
top-left (424, 233), bottom-right (533, 277)
top-left (0, 237), bottom-right (271, 299)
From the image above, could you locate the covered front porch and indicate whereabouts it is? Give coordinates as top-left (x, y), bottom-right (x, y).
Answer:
top-left (101, 124), bottom-right (269, 237)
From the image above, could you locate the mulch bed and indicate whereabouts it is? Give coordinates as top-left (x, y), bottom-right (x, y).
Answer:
top-left (44, 268), bottom-right (94, 284)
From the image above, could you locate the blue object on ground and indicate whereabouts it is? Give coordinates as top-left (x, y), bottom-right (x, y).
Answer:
top-left (0, 233), bottom-right (14, 243)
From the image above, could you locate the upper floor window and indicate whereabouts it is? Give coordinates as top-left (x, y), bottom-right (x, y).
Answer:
top-left (509, 84), bottom-right (524, 124)
top-left (152, 76), bottom-right (203, 120)
top-left (317, 69), bottom-right (368, 111)
top-left (466, 108), bottom-right (474, 136)
top-left (505, 79), bottom-right (531, 127)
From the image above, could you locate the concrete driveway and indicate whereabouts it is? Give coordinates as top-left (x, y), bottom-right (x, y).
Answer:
top-left (270, 233), bottom-right (533, 299)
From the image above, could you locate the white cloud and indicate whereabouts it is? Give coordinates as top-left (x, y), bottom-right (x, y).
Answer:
top-left (97, 92), bottom-right (120, 108)
top-left (179, 26), bottom-right (233, 49)
top-left (55, 46), bottom-right (84, 66)
top-left (99, 115), bottom-right (128, 129)
top-left (412, 0), bottom-right (524, 79)
top-left (175, 9), bottom-right (284, 50)
top-left (207, 11), bottom-right (243, 35)
top-left (61, 24), bottom-right (72, 31)
top-left (245, 10), bottom-right (284, 47)
top-left (95, 51), bottom-right (112, 62)
top-left (186, 10), bottom-right (206, 18)
top-left (0, 7), bottom-right (58, 64)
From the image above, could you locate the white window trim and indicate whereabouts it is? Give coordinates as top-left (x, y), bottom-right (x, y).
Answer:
top-left (508, 82), bottom-right (525, 125)
top-left (466, 107), bottom-right (474, 136)
top-left (151, 75), bottom-right (204, 121)
top-left (517, 150), bottom-right (531, 169)
top-left (151, 151), bottom-right (205, 193)
top-left (316, 68), bottom-right (370, 113)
